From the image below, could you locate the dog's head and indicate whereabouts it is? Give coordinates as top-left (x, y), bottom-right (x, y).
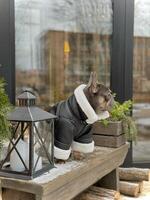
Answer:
top-left (84, 72), bottom-right (114, 114)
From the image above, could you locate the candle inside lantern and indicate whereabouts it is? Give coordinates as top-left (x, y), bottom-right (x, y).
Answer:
top-left (10, 139), bottom-right (42, 172)
top-left (10, 139), bottom-right (28, 172)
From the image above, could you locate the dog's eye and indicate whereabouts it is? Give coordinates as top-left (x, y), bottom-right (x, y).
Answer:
top-left (104, 94), bottom-right (111, 102)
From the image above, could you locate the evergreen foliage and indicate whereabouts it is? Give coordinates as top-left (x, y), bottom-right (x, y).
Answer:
top-left (100, 100), bottom-right (137, 142)
top-left (0, 79), bottom-right (12, 149)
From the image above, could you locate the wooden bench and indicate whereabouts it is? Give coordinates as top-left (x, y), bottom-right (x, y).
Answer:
top-left (0, 144), bottom-right (129, 200)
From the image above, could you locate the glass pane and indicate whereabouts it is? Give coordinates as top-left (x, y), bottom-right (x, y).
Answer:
top-left (133, 0), bottom-right (150, 163)
top-left (34, 121), bottom-right (53, 171)
top-left (15, 0), bottom-right (113, 107)
top-left (0, 122), bottom-right (29, 173)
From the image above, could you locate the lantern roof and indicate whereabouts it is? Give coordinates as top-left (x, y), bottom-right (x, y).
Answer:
top-left (7, 90), bottom-right (57, 122)
top-left (7, 107), bottom-right (57, 122)
top-left (17, 91), bottom-right (36, 100)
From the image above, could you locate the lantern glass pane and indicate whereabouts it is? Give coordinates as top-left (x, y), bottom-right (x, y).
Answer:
top-left (0, 122), bottom-right (29, 173)
top-left (34, 120), bottom-right (53, 171)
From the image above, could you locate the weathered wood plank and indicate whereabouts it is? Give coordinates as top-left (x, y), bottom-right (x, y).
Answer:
top-left (1, 178), bottom-right (43, 195)
top-left (42, 145), bottom-right (128, 200)
top-left (42, 144), bottom-right (128, 194)
top-left (2, 189), bottom-right (35, 200)
top-left (92, 121), bottom-right (122, 136)
top-left (98, 168), bottom-right (119, 191)
top-left (35, 194), bottom-right (42, 200)
top-left (93, 134), bottom-right (126, 148)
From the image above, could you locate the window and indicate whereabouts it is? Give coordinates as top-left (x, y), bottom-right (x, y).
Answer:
top-left (15, 0), bottom-right (113, 106)
top-left (132, 0), bottom-right (150, 163)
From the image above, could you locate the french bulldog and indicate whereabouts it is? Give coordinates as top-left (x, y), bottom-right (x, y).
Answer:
top-left (49, 72), bottom-right (114, 161)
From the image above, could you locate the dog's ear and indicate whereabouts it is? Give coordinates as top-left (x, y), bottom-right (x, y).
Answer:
top-left (87, 72), bottom-right (98, 93)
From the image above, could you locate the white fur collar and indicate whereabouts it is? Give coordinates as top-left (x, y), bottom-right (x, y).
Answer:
top-left (74, 84), bottom-right (110, 124)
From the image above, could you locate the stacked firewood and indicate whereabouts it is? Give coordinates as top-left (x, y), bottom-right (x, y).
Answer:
top-left (74, 186), bottom-right (120, 200)
top-left (119, 167), bottom-right (150, 197)
top-left (74, 168), bottom-right (150, 200)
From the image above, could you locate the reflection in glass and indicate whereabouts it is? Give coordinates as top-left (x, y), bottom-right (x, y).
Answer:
top-left (133, 0), bottom-right (150, 163)
top-left (15, 0), bottom-right (113, 106)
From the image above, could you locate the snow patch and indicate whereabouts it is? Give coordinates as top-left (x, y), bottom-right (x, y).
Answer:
top-left (32, 161), bottom-right (84, 184)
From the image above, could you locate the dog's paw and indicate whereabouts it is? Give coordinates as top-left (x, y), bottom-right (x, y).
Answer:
top-left (72, 151), bottom-right (86, 161)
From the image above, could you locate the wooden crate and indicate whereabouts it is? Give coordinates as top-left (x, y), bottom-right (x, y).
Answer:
top-left (91, 121), bottom-right (126, 148)
top-left (93, 134), bottom-right (126, 148)
top-left (92, 121), bottom-right (122, 136)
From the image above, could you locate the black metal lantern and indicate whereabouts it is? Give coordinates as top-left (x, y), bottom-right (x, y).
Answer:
top-left (0, 91), bottom-right (57, 180)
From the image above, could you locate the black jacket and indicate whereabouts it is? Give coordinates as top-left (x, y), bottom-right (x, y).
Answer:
top-left (50, 95), bottom-right (92, 150)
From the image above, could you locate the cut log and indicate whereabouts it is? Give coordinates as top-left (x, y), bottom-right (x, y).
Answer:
top-left (130, 181), bottom-right (144, 193)
top-left (75, 192), bottom-right (114, 200)
top-left (74, 186), bottom-right (120, 200)
top-left (119, 167), bottom-right (150, 181)
top-left (120, 181), bottom-right (140, 197)
top-left (74, 192), bottom-right (100, 200)
top-left (89, 186), bottom-right (120, 199)
top-left (75, 191), bottom-right (118, 200)
top-left (139, 181), bottom-right (144, 193)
